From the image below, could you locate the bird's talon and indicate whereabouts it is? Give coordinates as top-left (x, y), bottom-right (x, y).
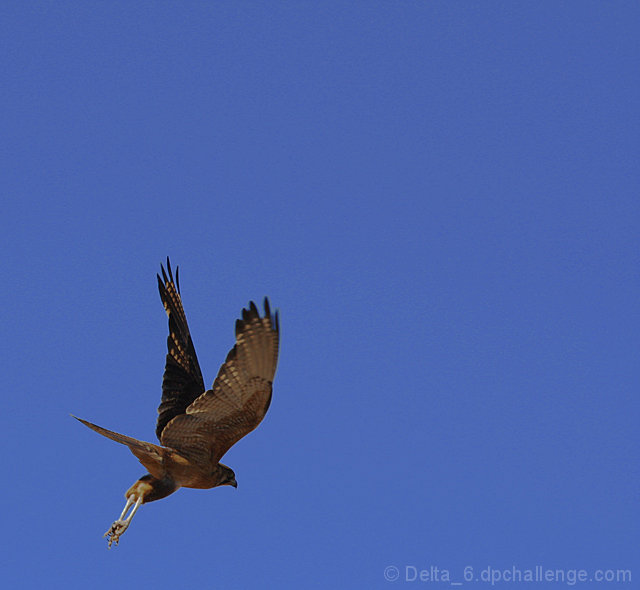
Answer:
top-left (104, 520), bottom-right (128, 548)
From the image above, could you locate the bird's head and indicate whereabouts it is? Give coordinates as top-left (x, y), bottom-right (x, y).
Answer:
top-left (218, 463), bottom-right (238, 488)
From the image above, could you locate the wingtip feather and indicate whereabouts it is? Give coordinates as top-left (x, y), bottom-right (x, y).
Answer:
top-left (166, 257), bottom-right (174, 283)
top-left (263, 297), bottom-right (271, 318)
top-left (249, 300), bottom-right (259, 317)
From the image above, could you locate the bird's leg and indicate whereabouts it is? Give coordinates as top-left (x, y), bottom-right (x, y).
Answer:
top-left (104, 494), bottom-right (143, 548)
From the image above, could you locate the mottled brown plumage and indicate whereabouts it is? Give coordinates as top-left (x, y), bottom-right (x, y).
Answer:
top-left (74, 258), bottom-right (279, 547)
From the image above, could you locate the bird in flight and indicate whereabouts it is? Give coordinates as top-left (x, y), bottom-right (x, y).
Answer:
top-left (74, 259), bottom-right (279, 547)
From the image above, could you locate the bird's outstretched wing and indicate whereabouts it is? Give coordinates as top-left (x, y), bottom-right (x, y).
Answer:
top-left (156, 258), bottom-right (206, 441)
top-left (160, 298), bottom-right (279, 466)
top-left (73, 415), bottom-right (168, 479)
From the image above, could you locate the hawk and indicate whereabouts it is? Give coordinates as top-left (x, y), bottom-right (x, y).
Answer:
top-left (74, 259), bottom-right (279, 547)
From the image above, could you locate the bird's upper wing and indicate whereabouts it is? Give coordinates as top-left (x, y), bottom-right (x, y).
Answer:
top-left (160, 298), bottom-right (279, 466)
top-left (155, 258), bottom-right (206, 441)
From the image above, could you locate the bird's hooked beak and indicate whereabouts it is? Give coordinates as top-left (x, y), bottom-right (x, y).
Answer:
top-left (229, 477), bottom-right (238, 488)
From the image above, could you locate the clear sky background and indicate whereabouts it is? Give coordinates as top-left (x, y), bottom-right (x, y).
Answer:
top-left (2, 2), bottom-right (638, 589)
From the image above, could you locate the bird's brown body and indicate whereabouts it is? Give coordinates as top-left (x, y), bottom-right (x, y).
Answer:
top-left (74, 259), bottom-right (279, 546)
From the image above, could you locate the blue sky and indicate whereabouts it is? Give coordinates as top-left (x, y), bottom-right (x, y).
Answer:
top-left (2, 2), bottom-right (638, 588)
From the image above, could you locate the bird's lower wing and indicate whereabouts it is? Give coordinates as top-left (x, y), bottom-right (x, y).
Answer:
top-left (73, 415), bottom-right (167, 479)
top-left (160, 381), bottom-right (273, 465)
